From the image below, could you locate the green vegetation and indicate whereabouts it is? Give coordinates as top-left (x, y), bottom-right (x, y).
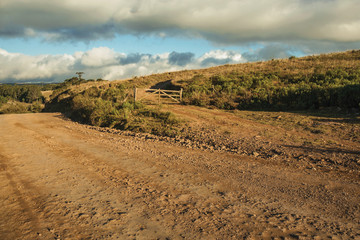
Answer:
top-left (53, 77), bottom-right (107, 90)
top-left (182, 69), bottom-right (360, 110)
top-left (2, 50), bottom-right (359, 136)
top-left (0, 101), bottom-right (43, 114)
top-left (0, 84), bottom-right (44, 103)
top-left (179, 49), bottom-right (360, 111)
top-left (45, 85), bottom-right (182, 137)
top-left (0, 84), bottom-right (47, 113)
top-left (0, 77), bottom-right (108, 114)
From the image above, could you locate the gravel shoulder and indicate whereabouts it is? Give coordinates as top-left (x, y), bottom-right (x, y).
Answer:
top-left (0, 113), bottom-right (359, 239)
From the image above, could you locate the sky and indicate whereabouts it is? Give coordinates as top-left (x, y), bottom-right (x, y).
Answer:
top-left (0, 0), bottom-right (360, 83)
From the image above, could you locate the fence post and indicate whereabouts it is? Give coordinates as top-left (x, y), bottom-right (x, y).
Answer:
top-left (134, 88), bottom-right (137, 101)
top-left (158, 89), bottom-right (161, 104)
top-left (180, 88), bottom-right (183, 102)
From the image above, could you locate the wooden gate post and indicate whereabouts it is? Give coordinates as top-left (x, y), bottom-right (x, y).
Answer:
top-left (134, 88), bottom-right (137, 101)
top-left (158, 89), bottom-right (161, 104)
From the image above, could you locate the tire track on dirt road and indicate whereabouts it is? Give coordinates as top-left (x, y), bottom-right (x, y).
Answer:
top-left (0, 151), bottom-right (40, 239)
top-left (2, 118), bottom-right (135, 239)
top-left (3, 121), bottom-right (159, 239)
top-left (0, 150), bottom-right (65, 239)
top-left (9, 118), bottom-right (247, 239)
top-left (1, 113), bottom-right (359, 239)
top-left (28, 116), bottom-right (360, 236)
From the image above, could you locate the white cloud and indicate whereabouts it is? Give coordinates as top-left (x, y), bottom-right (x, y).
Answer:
top-left (0, 0), bottom-right (359, 44)
top-left (0, 47), bottom-right (245, 83)
top-left (198, 50), bottom-right (245, 66)
top-left (80, 47), bottom-right (119, 67)
top-left (0, 49), bottom-right (75, 82)
top-left (199, 50), bottom-right (243, 62)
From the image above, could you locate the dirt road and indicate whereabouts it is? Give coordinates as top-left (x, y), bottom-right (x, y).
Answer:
top-left (0, 113), bottom-right (359, 239)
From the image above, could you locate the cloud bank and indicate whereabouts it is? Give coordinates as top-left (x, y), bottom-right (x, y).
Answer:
top-left (1, 0), bottom-right (359, 44)
top-left (1, 0), bottom-right (359, 83)
top-left (0, 47), bottom-right (246, 83)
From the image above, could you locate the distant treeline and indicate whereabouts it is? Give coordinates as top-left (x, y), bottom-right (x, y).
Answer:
top-left (0, 77), bottom-right (106, 104)
top-left (0, 84), bottom-right (44, 104)
top-left (54, 77), bottom-right (106, 90)
top-left (182, 67), bottom-right (360, 110)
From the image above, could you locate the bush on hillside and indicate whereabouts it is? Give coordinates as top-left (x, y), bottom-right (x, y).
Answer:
top-left (46, 86), bottom-right (182, 137)
top-left (182, 68), bottom-right (360, 111)
top-left (0, 101), bottom-right (44, 114)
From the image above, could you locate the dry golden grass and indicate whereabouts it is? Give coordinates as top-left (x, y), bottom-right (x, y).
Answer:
top-left (101, 50), bottom-right (360, 89)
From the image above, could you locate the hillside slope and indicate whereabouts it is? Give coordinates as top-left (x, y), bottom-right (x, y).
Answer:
top-left (43, 50), bottom-right (360, 174)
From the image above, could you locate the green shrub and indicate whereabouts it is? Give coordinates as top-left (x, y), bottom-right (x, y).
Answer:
top-left (0, 102), bottom-right (30, 114)
top-left (55, 87), bottom-right (183, 137)
top-left (182, 67), bottom-right (360, 110)
top-left (29, 101), bottom-right (44, 112)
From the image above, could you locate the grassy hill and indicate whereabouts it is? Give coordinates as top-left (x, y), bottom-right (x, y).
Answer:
top-left (2, 50), bottom-right (359, 174)
top-left (2, 50), bottom-right (359, 135)
top-left (116, 50), bottom-right (360, 110)
top-left (40, 50), bottom-right (360, 135)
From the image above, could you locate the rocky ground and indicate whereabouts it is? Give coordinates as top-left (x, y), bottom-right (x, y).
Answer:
top-left (0, 110), bottom-right (359, 239)
top-left (104, 105), bottom-right (360, 175)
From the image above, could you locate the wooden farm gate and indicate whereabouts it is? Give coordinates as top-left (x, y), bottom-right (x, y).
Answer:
top-left (134, 88), bottom-right (183, 104)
